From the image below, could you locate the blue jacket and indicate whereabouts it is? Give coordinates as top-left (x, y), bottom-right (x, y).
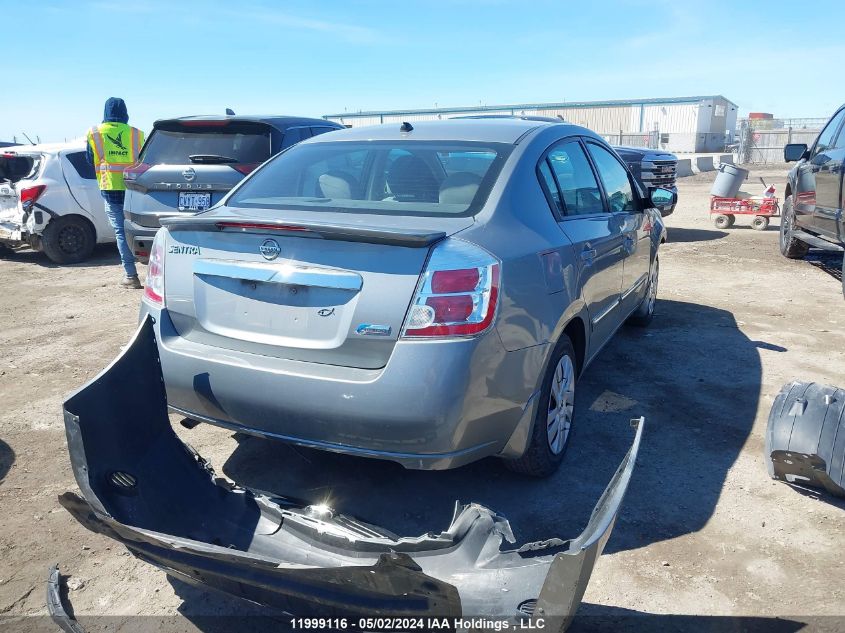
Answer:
top-left (86, 97), bottom-right (129, 168)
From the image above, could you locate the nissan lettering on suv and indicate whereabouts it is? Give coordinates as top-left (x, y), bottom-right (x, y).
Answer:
top-left (123, 115), bottom-right (343, 262)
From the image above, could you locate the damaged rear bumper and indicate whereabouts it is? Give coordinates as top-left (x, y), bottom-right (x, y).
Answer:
top-left (59, 316), bottom-right (643, 631)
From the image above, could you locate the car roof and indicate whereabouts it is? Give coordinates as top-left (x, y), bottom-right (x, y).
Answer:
top-left (153, 115), bottom-right (342, 129)
top-left (302, 118), bottom-right (596, 145)
top-left (1, 140), bottom-right (86, 155)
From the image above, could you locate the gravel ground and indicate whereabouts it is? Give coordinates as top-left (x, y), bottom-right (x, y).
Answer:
top-left (1, 165), bottom-right (843, 632)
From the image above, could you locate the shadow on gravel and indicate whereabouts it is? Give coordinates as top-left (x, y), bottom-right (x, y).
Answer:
top-left (165, 577), bottom-right (814, 633)
top-left (805, 251), bottom-right (843, 284)
top-left (0, 244), bottom-right (120, 269)
top-left (667, 227), bottom-right (728, 242)
top-left (218, 299), bottom-right (762, 557)
top-left (0, 438), bottom-right (14, 483)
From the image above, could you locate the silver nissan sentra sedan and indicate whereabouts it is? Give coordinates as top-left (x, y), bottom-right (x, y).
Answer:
top-left (139, 118), bottom-right (670, 476)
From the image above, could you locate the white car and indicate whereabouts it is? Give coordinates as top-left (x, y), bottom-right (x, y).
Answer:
top-left (0, 142), bottom-right (114, 263)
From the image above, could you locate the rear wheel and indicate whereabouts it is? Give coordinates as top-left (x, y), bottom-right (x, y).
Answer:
top-left (0, 243), bottom-right (13, 258)
top-left (713, 214), bottom-right (734, 229)
top-left (41, 215), bottom-right (96, 264)
top-left (751, 215), bottom-right (770, 231)
top-left (505, 335), bottom-right (577, 477)
top-left (779, 195), bottom-right (809, 258)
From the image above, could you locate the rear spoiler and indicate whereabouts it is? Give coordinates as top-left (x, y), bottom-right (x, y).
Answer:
top-left (161, 215), bottom-right (447, 248)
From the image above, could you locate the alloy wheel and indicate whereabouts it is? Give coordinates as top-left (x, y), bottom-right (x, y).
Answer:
top-left (780, 202), bottom-right (792, 249)
top-left (547, 354), bottom-right (575, 454)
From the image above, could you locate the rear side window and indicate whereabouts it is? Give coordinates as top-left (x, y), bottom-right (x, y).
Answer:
top-left (586, 143), bottom-right (637, 213)
top-left (141, 123), bottom-right (272, 165)
top-left (813, 109), bottom-right (845, 156)
top-left (310, 126), bottom-right (340, 138)
top-left (545, 141), bottom-right (604, 216)
top-left (281, 127), bottom-right (312, 149)
top-left (65, 151), bottom-right (95, 179)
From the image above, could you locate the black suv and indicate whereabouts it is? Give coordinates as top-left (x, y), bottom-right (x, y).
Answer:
top-left (124, 115), bottom-right (343, 262)
top-left (781, 104), bottom-right (845, 293)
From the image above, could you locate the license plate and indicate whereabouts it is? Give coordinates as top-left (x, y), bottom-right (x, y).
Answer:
top-left (178, 192), bottom-right (211, 211)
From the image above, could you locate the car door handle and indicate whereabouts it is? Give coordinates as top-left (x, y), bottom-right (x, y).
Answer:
top-left (580, 247), bottom-right (597, 263)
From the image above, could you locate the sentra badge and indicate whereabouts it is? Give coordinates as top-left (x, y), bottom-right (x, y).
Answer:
top-left (168, 245), bottom-right (201, 255)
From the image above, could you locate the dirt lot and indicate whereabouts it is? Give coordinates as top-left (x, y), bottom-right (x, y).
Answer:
top-left (1, 165), bottom-right (844, 632)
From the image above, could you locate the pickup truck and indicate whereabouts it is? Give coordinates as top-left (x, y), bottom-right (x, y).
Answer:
top-left (781, 103), bottom-right (845, 295)
top-left (612, 146), bottom-right (678, 216)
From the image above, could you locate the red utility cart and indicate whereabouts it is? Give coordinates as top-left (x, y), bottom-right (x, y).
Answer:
top-left (710, 195), bottom-right (779, 230)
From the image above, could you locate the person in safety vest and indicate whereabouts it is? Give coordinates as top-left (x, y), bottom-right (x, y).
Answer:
top-left (86, 97), bottom-right (145, 288)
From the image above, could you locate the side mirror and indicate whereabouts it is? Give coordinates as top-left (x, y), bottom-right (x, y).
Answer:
top-left (649, 187), bottom-right (676, 212)
top-left (784, 143), bottom-right (808, 162)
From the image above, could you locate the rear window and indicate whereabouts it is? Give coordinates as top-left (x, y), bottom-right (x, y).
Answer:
top-left (0, 154), bottom-right (38, 182)
top-left (227, 141), bottom-right (511, 217)
top-left (141, 122), bottom-right (272, 165)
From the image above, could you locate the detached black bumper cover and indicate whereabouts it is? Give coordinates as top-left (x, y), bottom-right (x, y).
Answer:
top-left (59, 317), bottom-right (643, 630)
top-left (766, 381), bottom-right (845, 497)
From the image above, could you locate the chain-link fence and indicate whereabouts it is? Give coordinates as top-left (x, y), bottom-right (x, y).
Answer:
top-left (735, 118), bottom-right (825, 164)
top-left (596, 131), bottom-right (659, 149)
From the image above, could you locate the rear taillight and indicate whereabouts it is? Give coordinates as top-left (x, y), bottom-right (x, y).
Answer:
top-left (123, 162), bottom-right (151, 182)
top-left (232, 162), bottom-right (260, 175)
top-left (20, 185), bottom-right (46, 211)
top-left (144, 230), bottom-right (166, 306)
top-left (402, 239), bottom-right (500, 338)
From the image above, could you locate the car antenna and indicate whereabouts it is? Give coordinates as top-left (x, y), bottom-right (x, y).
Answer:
top-left (400, 121), bottom-right (414, 132)
top-left (225, 108), bottom-right (235, 116)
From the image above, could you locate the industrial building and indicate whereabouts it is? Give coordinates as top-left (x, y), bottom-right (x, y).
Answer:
top-left (324, 95), bottom-right (738, 153)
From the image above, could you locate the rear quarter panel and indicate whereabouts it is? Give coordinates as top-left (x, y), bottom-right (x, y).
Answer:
top-left (463, 126), bottom-right (588, 354)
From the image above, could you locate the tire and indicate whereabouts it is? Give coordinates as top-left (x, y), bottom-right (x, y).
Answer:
top-left (841, 254), bottom-right (845, 299)
top-left (779, 195), bottom-right (810, 259)
top-left (0, 243), bottom-right (14, 258)
top-left (505, 335), bottom-right (577, 477)
top-left (627, 256), bottom-right (659, 327)
top-left (713, 214), bottom-right (734, 229)
top-left (41, 216), bottom-right (96, 264)
top-left (751, 216), bottom-right (770, 231)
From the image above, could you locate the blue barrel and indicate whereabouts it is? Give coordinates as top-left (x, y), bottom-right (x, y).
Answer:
top-left (710, 163), bottom-right (749, 198)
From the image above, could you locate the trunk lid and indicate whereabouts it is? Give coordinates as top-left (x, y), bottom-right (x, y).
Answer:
top-left (161, 208), bottom-right (472, 369)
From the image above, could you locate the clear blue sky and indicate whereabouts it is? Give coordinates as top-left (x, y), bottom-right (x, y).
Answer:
top-left (3, 0), bottom-right (843, 142)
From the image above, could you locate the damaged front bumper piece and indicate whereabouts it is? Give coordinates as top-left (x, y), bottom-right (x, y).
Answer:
top-left (58, 317), bottom-right (643, 631)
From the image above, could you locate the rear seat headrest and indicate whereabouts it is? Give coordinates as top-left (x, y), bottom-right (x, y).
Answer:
top-left (439, 172), bottom-right (482, 205)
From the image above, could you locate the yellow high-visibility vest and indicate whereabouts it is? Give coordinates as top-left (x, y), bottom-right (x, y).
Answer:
top-left (87, 122), bottom-right (144, 191)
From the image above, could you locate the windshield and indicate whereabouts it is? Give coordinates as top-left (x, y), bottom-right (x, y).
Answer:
top-left (227, 141), bottom-right (511, 217)
top-left (142, 124), bottom-right (272, 165)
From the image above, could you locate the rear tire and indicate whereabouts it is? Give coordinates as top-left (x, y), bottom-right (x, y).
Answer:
top-left (505, 335), bottom-right (577, 478)
top-left (41, 216), bottom-right (96, 264)
top-left (751, 215), bottom-right (770, 231)
top-left (713, 214), bottom-right (734, 229)
top-left (0, 243), bottom-right (13, 258)
top-left (841, 254), bottom-right (845, 299)
top-left (628, 256), bottom-right (659, 327)
top-left (779, 195), bottom-right (809, 259)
